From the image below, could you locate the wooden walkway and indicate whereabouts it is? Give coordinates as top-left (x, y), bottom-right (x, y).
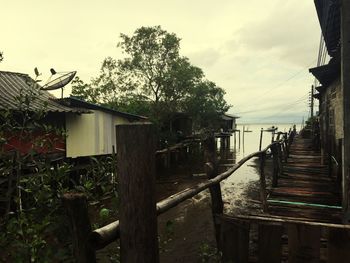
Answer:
top-left (267, 135), bottom-right (342, 223)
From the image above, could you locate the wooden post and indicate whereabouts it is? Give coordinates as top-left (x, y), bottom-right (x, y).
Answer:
top-left (259, 152), bottom-right (268, 213)
top-left (277, 143), bottom-right (283, 177)
top-left (204, 135), bottom-right (224, 249)
top-left (62, 193), bottom-right (96, 263)
top-left (242, 126), bottom-right (245, 144)
top-left (271, 144), bottom-right (279, 187)
top-left (341, 0), bottom-right (350, 222)
top-left (116, 123), bottom-right (159, 263)
top-left (259, 128), bottom-right (263, 151)
top-left (238, 130), bottom-right (240, 148)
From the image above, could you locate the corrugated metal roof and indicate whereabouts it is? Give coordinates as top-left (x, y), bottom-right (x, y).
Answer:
top-left (309, 58), bottom-right (340, 87)
top-left (0, 71), bottom-right (88, 113)
top-left (314, 0), bottom-right (340, 57)
top-left (56, 97), bottom-right (148, 121)
top-left (222, 113), bottom-right (240, 120)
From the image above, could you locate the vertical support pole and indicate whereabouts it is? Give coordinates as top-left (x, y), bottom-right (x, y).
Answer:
top-left (204, 135), bottom-right (224, 250)
top-left (277, 143), bottom-right (283, 176)
top-left (234, 132), bottom-right (237, 147)
top-left (311, 85), bottom-right (314, 119)
top-left (242, 127), bottom-right (245, 148)
top-left (238, 130), bottom-right (240, 148)
top-left (62, 193), bottom-right (96, 263)
top-left (271, 144), bottom-right (279, 187)
top-left (219, 136), bottom-right (224, 150)
top-left (341, 0), bottom-right (350, 222)
top-left (259, 128), bottom-right (263, 151)
top-left (259, 152), bottom-right (268, 213)
top-left (116, 123), bottom-right (159, 263)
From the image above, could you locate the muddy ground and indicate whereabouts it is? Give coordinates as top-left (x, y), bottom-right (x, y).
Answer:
top-left (95, 155), bottom-right (274, 262)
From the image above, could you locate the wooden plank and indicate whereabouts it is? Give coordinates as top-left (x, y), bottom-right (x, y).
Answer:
top-left (220, 218), bottom-right (250, 263)
top-left (328, 228), bottom-right (350, 263)
top-left (258, 223), bottom-right (283, 263)
top-left (288, 224), bottom-right (320, 263)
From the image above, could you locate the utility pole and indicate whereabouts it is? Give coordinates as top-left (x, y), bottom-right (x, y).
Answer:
top-left (310, 85), bottom-right (314, 119)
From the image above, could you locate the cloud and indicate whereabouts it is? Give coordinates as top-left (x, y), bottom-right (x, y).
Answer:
top-left (226, 1), bottom-right (320, 67)
top-left (186, 48), bottom-right (222, 69)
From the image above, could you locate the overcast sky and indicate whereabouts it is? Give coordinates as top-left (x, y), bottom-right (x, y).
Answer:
top-left (1, 0), bottom-right (322, 123)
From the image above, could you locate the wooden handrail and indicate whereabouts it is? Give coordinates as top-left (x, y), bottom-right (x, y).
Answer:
top-left (90, 133), bottom-right (295, 250)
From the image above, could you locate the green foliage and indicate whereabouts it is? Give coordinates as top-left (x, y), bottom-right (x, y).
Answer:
top-left (0, 81), bottom-right (119, 262)
top-left (71, 26), bottom-right (231, 139)
top-left (198, 242), bottom-right (221, 262)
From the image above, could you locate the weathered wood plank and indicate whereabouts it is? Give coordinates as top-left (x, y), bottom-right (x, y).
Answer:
top-left (258, 223), bottom-right (283, 263)
top-left (220, 218), bottom-right (250, 263)
top-left (288, 224), bottom-right (321, 263)
top-left (328, 228), bottom-right (350, 263)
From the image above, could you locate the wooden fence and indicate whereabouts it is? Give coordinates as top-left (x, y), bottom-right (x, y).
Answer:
top-left (62, 123), bottom-right (350, 262)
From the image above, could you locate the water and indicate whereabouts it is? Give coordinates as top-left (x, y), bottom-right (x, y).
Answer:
top-left (157, 123), bottom-right (297, 262)
top-left (220, 123), bottom-right (296, 214)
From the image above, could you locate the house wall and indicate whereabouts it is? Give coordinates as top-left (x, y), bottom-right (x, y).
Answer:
top-left (319, 77), bottom-right (343, 163)
top-left (65, 111), bottom-right (134, 158)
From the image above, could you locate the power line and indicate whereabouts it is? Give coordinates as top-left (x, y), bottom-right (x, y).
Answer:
top-left (235, 59), bottom-right (317, 109)
top-left (236, 93), bottom-right (308, 115)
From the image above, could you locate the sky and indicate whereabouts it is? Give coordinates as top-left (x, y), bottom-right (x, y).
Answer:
top-left (0, 0), bottom-right (322, 123)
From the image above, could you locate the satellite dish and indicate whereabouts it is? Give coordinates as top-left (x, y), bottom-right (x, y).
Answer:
top-left (41, 71), bottom-right (76, 91)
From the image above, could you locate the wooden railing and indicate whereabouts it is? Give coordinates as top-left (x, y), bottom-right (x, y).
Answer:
top-left (62, 124), bottom-right (295, 262)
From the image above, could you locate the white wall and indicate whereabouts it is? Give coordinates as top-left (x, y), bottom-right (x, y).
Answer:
top-left (65, 110), bottom-right (134, 158)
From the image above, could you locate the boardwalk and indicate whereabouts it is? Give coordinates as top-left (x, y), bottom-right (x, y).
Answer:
top-left (267, 135), bottom-right (342, 223)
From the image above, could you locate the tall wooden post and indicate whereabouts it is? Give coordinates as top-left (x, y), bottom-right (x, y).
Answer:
top-left (204, 135), bottom-right (224, 249)
top-left (62, 193), bottom-right (96, 263)
top-left (342, 0), bottom-right (350, 223)
top-left (271, 144), bottom-right (279, 187)
top-left (259, 128), bottom-right (263, 151)
top-left (259, 152), bottom-right (268, 213)
top-left (116, 123), bottom-right (159, 262)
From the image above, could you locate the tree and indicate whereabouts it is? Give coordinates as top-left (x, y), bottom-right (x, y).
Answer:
top-left (72, 26), bottom-right (231, 132)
